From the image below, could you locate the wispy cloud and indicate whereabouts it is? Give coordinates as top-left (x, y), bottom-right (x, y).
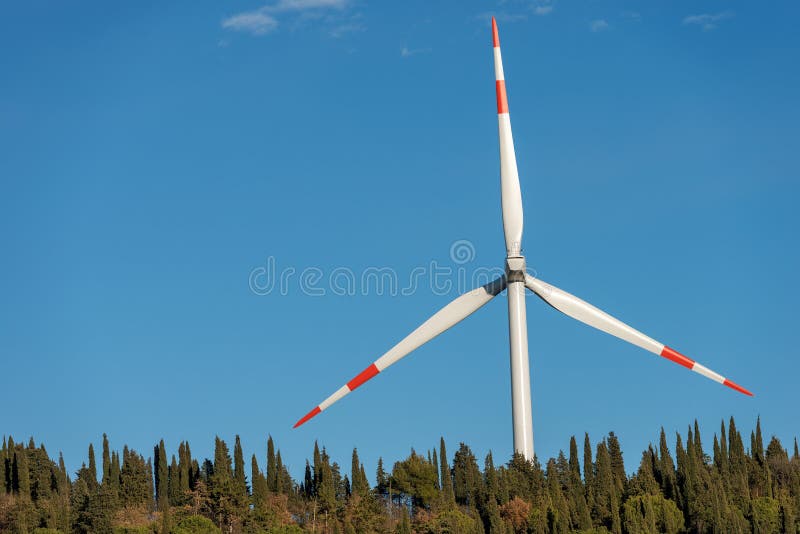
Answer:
top-left (222, 0), bottom-right (351, 36)
top-left (682, 11), bottom-right (734, 31)
top-left (590, 19), bottom-right (609, 32)
top-left (400, 46), bottom-right (431, 58)
top-left (222, 10), bottom-right (278, 36)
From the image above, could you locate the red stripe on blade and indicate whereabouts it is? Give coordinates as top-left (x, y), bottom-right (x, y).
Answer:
top-left (496, 80), bottom-right (508, 114)
top-left (660, 346), bottom-right (695, 370)
top-left (347, 363), bottom-right (380, 391)
top-left (492, 17), bottom-right (500, 47)
top-left (293, 406), bottom-right (321, 428)
top-left (723, 379), bottom-right (754, 396)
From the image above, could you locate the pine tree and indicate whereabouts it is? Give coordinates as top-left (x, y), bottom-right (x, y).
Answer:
top-left (453, 443), bottom-right (482, 507)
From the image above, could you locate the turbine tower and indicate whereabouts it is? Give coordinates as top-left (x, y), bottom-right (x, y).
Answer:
top-left (293, 18), bottom-right (752, 460)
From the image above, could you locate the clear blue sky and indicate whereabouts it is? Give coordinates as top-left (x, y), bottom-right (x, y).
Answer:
top-left (2, 0), bottom-right (799, 480)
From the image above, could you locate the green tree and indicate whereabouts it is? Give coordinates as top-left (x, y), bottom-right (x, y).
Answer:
top-left (267, 436), bottom-right (277, 493)
top-left (440, 437), bottom-right (454, 502)
top-left (391, 450), bottom-right (439, 508)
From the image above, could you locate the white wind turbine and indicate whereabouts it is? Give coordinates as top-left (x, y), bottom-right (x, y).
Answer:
top-left (293, 18), bottom-right (752, 460)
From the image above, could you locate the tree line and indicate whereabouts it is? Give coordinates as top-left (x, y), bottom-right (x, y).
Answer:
top-left (1, 416), bottom-right (799, 533)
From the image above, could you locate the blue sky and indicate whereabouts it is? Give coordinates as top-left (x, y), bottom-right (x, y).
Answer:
top-left (2, 0), bottom-right (799, 480)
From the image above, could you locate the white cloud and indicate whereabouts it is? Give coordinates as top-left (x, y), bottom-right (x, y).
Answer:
top-left (222, 10), bottom-right (278, 35)
top-left (590, 19), bottom-right (609, 32)
top-left (683, 11), bottom-right (734, 31)
top-left (222, 0), bottom-right (350, 36)
top-left (534, 5), bottom-right (553, 16)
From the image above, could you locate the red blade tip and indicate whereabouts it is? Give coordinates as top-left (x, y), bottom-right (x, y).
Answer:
top-left (293, 406), bottom-right (321, 428)
top-left (723, 379), bottom-right (754, 397)
top-left (492, 17), bottom-right (500, 47)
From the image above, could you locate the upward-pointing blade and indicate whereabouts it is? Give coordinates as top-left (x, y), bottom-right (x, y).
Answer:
top-left (524, 274), bottom-right (753, 396)
top-left (493, 17), bottom-right (524, 257)
top-left (294, 277), bottom-right (507, 428)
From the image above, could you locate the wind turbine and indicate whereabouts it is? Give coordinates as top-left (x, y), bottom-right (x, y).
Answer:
top-left (293, 18), bottom-right (752, 460)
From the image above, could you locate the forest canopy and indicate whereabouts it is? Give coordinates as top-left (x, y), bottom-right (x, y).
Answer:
top-left (1, 417), bottom-right (798, 533)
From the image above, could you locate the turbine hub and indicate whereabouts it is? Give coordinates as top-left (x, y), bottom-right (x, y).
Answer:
top-left (506, 256), bottom-right (526, 283)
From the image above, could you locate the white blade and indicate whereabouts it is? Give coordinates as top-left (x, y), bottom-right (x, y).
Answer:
top-left (524, 274), bottom-right (753, 396)
top-left (294, 276), bottom-right (507, 427)
top-left (493, 17), bottom-right (524, 257)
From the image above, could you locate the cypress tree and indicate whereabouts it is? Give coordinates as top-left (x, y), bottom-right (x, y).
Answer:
top-left (594, 440), bottom-right (621, 533)
top-left (2, 436), bottom-right (9, 494)
top-left (58, 452), bottom-right (70, 496)
top-left (376, 457), bottom-right (387, 495)
top-left (569, 436), bottom-right (592, 530)
top-left (251, 454), bottom-right (268, 510)
top-left (440, 437), bottom-right (454, 502)
top-left (233, 435), bottom-right (248, 506)
top-left (656, 427), bottom-right (678, 501)
top-left (693, 420), bottom-right (704, 460)
top-left (155, 439), bottom-right (168, 510)
top-left (351, 448), bottom-right (368, 496)
top-left (102, 433), bottom-right (111, 485)
top-left (169, 454), bottom-right (181, 506)
top-left (267, 435), bottom-right (277, 492)
top-left (304, 460), bottom-right (314, 497)
top-left (210, 436), bottom-right (237, 528)
top-left (607, 432), bottom-right (626, 496)
top-left (276, 450), bottom-right (291, 494)
top-left (13, 448), bottom-right (31, 498)
top-left (755, 416), bottom-right (765, 462)
top-left (146, 457), bottom-right (155, 508)
top-left (88, 443), bottom-right (98, 488)
top-left (794, 438), bottom-right (799, 460)
top-left (583, 433), bottom-right (595, 514)
top-left (432, 447), bottom-right (440, 490)
top-left (178, 441), bottom-right (191, 496)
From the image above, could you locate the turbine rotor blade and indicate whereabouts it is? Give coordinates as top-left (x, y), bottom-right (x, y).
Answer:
top-left (493, 17), bottom-right (524, 257)
top-left (294, 276), bottom-right (507, 428)
top-left (524, 274), bottom-right (753, 396)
